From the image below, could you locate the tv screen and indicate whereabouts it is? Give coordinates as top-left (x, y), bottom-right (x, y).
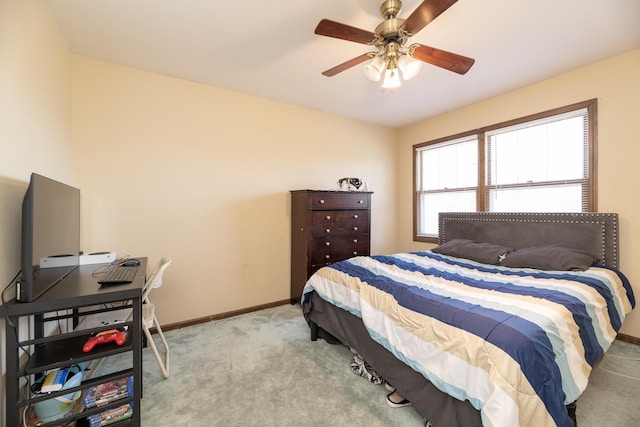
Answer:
top-left (17, 173), bottom-right (81, 302)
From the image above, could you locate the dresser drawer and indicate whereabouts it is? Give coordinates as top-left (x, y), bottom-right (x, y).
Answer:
top-left (309, 192), bottom-right (369, 210)
top-left (311, 210), bottom-right (369, 238)
top-left (310, 237), bottom-right (370, 264)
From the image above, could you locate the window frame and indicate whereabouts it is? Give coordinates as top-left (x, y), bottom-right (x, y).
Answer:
top-left (413, 99), bottom-right (598, 243)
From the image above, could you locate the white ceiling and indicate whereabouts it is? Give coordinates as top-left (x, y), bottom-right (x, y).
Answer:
top-left (45, 0), bottom-right (640, 128)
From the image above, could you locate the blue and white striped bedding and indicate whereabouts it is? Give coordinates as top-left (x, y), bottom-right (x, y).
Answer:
top-left (302, 251), bottom-right (635, 427)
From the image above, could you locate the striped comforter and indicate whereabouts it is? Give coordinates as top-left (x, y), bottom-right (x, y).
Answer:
top-left (302, 251), bottom-right (635, 427)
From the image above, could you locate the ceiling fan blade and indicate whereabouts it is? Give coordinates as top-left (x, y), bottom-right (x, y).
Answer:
top-left (321, 53), bottom-right (373, 77)
top-left (401, 0), bottom-right (459, 35)
top-left (409, 44), bottom-right (474, 75)
top-left (315, 19), bottom-right (376, 45)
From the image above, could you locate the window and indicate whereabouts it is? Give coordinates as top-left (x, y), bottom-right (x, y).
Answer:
top-left (414, 99), bottom-right (597, 242)
top-left (415, 134), bottom-right (479, 238)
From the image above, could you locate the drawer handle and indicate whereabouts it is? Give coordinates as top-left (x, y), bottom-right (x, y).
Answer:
top-left (326, 229), bottom-right (331, 233)
top-left (353, 214), bottom-right (359, 219)
top-left (353, 251), bottom-right (358, 255)
top-left (353, 226), bottom-right (358, 231)
top-left (325, 241), bottom-right (330, 246)
top-left (353, 239), bottom-right (358, 243)
top-left (358, 200), bottom-right (364, 204)
top-left (325, 255), bottom-right (331, 260)
top-left (325, 215), bottom-right (331, 220)
top-left (319, 199), bottom-right (325, 204)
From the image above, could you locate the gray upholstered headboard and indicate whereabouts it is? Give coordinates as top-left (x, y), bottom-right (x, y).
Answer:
top-left (438, 212), bottom-right (619, 268)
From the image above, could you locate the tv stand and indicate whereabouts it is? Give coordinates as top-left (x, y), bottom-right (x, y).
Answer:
top-left (2, 259), bottom-right (146, 426)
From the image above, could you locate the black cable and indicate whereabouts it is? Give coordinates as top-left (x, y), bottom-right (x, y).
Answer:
top-left (1, 270), bottom-right (23, 332)
top-left (90, 255), bottom-right (131, 278)
top-left (1, 270), bottom-right (34, 398)
top-left (90, 264), bottom-right (112, 277)
top-left (2, 272), bottom-right (32, 355)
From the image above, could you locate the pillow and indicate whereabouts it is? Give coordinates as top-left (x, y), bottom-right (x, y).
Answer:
top-left (499, 244), bottom-right (599, 271)
top-left (431, 239), bottom-right (513, 265)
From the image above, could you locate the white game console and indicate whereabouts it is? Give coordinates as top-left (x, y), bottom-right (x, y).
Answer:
top-left (79, 251), bottom-right (117, 265)
top-left (39, 255), bottom-right (80, 268)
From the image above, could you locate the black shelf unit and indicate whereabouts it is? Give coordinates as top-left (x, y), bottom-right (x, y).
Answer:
top-left (2, 260), bottom-right (146, 427)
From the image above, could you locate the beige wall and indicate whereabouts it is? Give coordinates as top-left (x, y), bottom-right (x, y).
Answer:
top-left (0, 0), bottom-right (73, 421)
top-left (71, 56), bottom-right (399, 325)
top-left (0, 0), bottom-right (73, 182)
top-left (397, 49), bottom-right (640, 338)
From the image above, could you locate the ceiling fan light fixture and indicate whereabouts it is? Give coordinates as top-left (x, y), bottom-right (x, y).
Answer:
top-left (398, 54), bottom-right (422, 80)
top-left (363, 54), bottom-right (386, 81)
top-left (314, 0), bottom-right (475, 91)
top-left (381, 67), bottom-right (401, 91)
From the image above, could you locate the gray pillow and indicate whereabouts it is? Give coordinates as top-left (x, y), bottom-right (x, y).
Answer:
top-left (431, 239), bottom-right (513, 265)
top-left (499, 244), bottom-right (599, 271)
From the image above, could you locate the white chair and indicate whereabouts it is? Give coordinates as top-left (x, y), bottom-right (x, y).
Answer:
top-left (139, 257), bottom-right (172, 379)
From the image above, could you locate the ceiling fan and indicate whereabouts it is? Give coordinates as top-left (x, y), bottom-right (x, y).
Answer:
top-left (314, 0), bottom-right (474, 90)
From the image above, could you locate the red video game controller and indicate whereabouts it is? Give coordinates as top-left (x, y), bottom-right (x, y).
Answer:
top-left (83, 327), bottom-right (127, 352)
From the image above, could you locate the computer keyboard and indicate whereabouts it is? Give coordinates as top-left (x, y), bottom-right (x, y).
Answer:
top-left (98, 266), bottom-right (138, 285)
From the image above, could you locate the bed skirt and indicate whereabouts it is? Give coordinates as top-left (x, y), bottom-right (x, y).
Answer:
top-left (303, 291), bottom-right (483, 427)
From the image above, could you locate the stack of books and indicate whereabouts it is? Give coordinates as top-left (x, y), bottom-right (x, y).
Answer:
top-left (83, 377), bottom-right (133, 409)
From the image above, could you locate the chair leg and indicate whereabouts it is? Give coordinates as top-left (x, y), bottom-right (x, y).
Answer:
top-left (143, 314), bottom-right (170, 379)
top-left (154, 318), bottom-right (170, 377)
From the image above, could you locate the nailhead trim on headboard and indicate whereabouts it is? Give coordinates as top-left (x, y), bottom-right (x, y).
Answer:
top-left (438, 212), bottom-right (619, 268)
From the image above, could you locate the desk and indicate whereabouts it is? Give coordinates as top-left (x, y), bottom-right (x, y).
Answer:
top-left (2, 259), bottom-right (146, 427)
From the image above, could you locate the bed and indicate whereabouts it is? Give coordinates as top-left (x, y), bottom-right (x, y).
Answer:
top-left (301, 212), bottom-right (635, 427)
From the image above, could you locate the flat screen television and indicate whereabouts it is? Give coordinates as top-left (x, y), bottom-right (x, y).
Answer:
top-left (17, 173), bottom-right (81, 302)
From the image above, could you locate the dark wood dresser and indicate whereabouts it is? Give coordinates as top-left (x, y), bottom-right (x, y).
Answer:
top-left (290, 189), bottom-right (372, 303)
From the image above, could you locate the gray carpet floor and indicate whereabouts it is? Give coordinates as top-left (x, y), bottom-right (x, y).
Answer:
top-left (99, 304), bottom-right (640, 426)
